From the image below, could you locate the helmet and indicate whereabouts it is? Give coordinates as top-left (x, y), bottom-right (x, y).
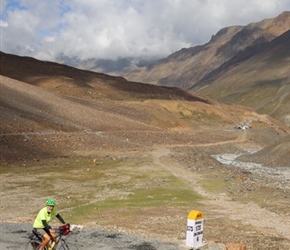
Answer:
top-left (45, 199), bottom-right (56, 206)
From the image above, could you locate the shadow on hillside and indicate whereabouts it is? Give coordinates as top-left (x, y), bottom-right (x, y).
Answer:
top-left (108, 80), bottom-right (212, 103)
top-left (1, 51), bottom-right (211, 103)
top-left (0, 51), bottom-right (124, 88)
top-left (254, 77), bottom-right (289, 87)
top-left (0, 135), bottom-right (60, 164)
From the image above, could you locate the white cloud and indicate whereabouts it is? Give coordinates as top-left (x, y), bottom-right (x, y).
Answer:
top-left (0, 20), bottom-right (8, 27)
top-left (1, 0), bottom-right (289, 62)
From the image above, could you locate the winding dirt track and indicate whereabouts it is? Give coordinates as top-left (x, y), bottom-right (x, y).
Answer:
top-left (152, 146), bottom-right (290, 240)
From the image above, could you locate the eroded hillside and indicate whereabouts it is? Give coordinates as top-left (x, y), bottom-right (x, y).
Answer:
top-left (195, 29), bottom-right (290, 127)
top-left (125, 11), bottom-right (290, 128)
top-left (125, 12), bottom-right (290, 89)
top-left (1, 52), bottom-right (289, 163)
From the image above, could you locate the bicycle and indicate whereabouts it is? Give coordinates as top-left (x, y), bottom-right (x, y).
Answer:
top-left (25, 224), bottom-right (79, 250)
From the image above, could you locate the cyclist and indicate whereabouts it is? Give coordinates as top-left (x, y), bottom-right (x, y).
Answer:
top-left (33, 199), bottom-right (66, 250)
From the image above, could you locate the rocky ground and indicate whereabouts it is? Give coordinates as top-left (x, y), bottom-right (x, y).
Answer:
top-left (1, 128), bottom-right (290, 250)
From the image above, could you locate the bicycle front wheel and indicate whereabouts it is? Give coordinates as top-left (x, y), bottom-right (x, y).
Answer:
top-left (58, 239), bottom-right (79, 250)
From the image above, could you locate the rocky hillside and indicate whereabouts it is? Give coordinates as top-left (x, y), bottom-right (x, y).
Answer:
top-left (125, 11), bottom-right (289, 89)
top-left (125, 11), bottom-right (290, 127)
top-left (1, 52), bottom-right (288, 164)
top-left (195, 29), bottom-right (290, 127)
top-left (0, 51), bottom-right (206, 103)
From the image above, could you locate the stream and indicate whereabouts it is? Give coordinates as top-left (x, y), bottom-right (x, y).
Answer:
top-left (212, 151), bottom-right (290, 190)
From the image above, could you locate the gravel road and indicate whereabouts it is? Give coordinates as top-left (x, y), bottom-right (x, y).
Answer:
top-left (0, 222), bottom-right (184, 250)
top-left (1, 222), bottom-right (231, 250)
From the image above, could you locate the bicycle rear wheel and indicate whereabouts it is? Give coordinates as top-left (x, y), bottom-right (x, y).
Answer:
top-left (25, 239), bottom-right (42, 250)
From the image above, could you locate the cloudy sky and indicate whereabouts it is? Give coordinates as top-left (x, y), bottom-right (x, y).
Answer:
top-left (1, 0), bottom-right (289, 62)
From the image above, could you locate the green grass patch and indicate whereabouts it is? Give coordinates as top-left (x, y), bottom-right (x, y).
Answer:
top-left (199, 178), bottom-right (227, 193)
top-left (67, 185), bottom-right (201, 224)
top-left (1, 156), bottom-right (202, 224)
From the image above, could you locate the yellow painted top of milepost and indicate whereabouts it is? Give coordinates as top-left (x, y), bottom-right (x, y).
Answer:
top-left (188, 210), bottom-right (204, 220)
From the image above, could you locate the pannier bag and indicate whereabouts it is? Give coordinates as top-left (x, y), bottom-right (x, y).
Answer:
top-left (58, 224), bottom-right (70, 235)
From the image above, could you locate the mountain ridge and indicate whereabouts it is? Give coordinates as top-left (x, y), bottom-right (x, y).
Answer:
top-left (126, 11), bottom-right (290, 88)
top-left (195, 29), bottom-right (290, 127)
top-left (125, 11), bottom-right (290, 127)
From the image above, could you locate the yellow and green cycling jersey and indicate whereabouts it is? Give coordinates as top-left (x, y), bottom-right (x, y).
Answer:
top-left (33, 207), bottom-right (58, 228)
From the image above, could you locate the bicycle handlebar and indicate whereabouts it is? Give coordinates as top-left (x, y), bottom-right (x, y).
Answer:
top-left (53, 223), bottom-right (83, 236)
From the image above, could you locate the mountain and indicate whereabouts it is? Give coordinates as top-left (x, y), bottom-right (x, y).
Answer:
top-left (194, 29), bottom-right (290, 127)
top-left (57, 55), bottom-right (159, 76)
top-left (1, 51), bottom-right (288, 164)
top-left (125, 11), bottom-right (290, 88)
top-left (125, 11), bottom-right (290, 127)
top-left (0, 51), bottom-right (210, 104)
